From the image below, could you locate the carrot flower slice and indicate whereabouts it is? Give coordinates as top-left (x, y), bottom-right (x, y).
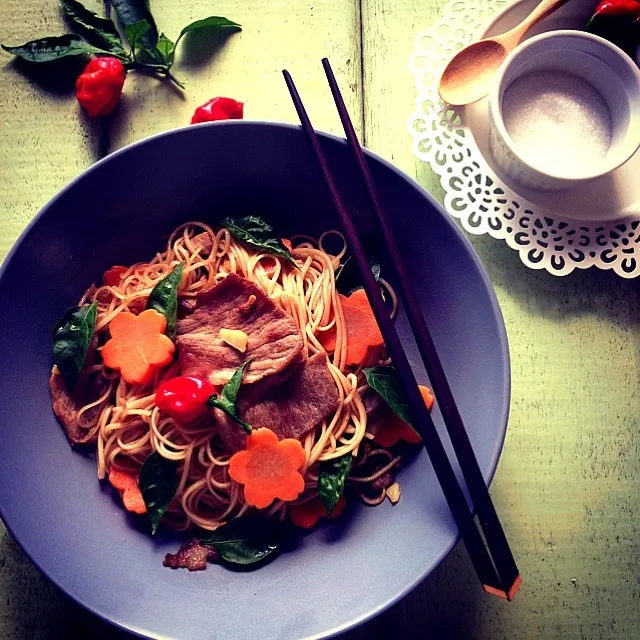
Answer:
top-left (374, 385), bottom-right (434, 448)
top-left (102, 309), bottom-right (175, 385)
top-left (228, 428), bottom-right (306, 509)
top-left (289, 494), bottom-right (346, 529)
top-left (320, 289), bottom-right (384, 365)
top-left (108, 469), bottom-right (147, 515)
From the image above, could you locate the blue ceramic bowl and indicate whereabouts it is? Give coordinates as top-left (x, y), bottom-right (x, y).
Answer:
top-left (0, 122), bottom-right (509, 640)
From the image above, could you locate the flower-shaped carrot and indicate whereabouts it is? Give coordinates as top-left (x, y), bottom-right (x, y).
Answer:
top-left (228, 428), bottom-right (306, 509)
top-left (102, 309), bottom-right (175, 385)
top-left (108, 469), bottom-right (147, 514)
top-left (374, 385), bottom-right (434, 448)
top-left (289, 494), bottom-right (346, 529)
top-left (320, 289), bottom-right (384, 365)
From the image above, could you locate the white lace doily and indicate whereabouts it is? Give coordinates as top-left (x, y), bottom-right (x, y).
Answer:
top-left (408, 0), bottom-right (640, 278)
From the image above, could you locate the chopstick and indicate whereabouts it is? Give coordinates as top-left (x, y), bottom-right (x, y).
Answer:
top-left (283, 62), bottom-right (521, 600)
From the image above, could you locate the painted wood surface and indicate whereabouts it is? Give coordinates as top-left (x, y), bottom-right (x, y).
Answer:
top-left (1, 1), bottom-right (639, 638)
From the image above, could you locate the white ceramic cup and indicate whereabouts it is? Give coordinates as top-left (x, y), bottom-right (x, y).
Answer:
top-left (488, 30), bottom-right (640, 192)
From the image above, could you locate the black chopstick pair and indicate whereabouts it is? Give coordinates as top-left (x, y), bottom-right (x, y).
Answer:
top-left (283, 59), bottom-right (521, 600)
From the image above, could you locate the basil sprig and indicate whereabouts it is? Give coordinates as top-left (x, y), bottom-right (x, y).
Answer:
top-left (363, 366), bottom-right (421, 439)
top-left (208, 360), bottom-right (252, 433)
top-left (61, 0), bottom-right (127, 55)
top-left (52, 301), bottom-right (98, 390)
top-left (139, 452), bottom-right (179, 534)
top-left (1, 0), bottom-right (240, 90)
top-left (317, 454), bottom-right (352, 516)
top-left (2, 34), bottom-right (115, 63)
top-left (111, 0), bottom-right (159, 59)
top-left (146, 263), bottom-right (183, 341)
top-left (335, 254), bottom-right (381, 296)
top-left (221, 216), bottom-right (297, 268)
top-left (198, 516), bottom-right (283, 566)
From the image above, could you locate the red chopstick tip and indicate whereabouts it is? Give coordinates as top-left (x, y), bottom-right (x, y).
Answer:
top-left (482, 575), bottom-right (522, 601)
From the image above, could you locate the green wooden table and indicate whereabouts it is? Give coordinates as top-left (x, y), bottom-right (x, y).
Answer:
top-left (1, 1), bottom-right (639, 638)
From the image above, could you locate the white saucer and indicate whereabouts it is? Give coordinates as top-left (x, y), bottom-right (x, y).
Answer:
top-left (409, 0), bottom-right (640, 277)
top-left (468, 0), bottom-right (640, 223)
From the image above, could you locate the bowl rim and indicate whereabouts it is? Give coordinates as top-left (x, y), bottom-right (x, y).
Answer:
top-left (489, 29), bottom-right (640, 184)
top-left (0, 120), bottom-right (511, 640)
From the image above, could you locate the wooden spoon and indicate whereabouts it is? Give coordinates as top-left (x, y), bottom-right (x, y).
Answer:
top-left (438, 0), bottom-right (571, 106)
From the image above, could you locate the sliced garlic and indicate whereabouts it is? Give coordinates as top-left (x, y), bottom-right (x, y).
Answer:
top-left (219, 328), bottom-right (249, 353)
top-left (386, 482), bottom-right (401, 504)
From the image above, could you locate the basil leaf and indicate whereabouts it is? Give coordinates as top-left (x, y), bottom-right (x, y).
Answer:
top-left (1, 34), bottom-right (107, 63)
top-left (335, 254), bottom-right (381, 295)
top-left (175, 16), bottom-right (241, 46)
top-left (208, 360), bottom-right (252, 433)
top-left (139, 452), bottom-right (179, 534)
top-left (221, 216), bottom-right (297, 268)
top-left (52, 302), bottom-right (98, 390)
top-left (155, 32), bottom-right (174, 65)
top-left (363, 366), bottom-right (421, 439)
top-left (318, 454), bottom-right (352, 516)
top-left (198, 516), bottom-right (281, 565)
top-left (111, 0), bottom-right (160, 60)
top-left (146, 263), bottom-right (183, 341)
top-left (124, 19), bottom-right (151, 52)
top-left (60, 0), bottom-right (127, 56)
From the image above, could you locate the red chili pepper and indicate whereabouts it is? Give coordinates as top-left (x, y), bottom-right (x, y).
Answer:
top-left (76, 57), bottom-right (126, 118)
top-left (156, 376), bottom-right (216, 423)
top-left (191, 97), bottom-right (244, 124)
top-left (103, 265), bottom-right (128, 287)
top-left (587, 0), bottom-right (640, 53)
top-left (591, 0), bottom-right (640, 19)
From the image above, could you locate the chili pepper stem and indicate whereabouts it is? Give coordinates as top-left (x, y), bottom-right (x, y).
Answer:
top-left (165, 70), bottom-right (185, 90)
top-left (123, 61), bottom-right (185, 90)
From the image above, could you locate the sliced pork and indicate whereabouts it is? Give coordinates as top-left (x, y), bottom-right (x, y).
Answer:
top-left (176, 274), bottom-right (303, 386)
top-left (49, 368), bottom-right (110, 445)
top-left (215, 352), bottom-right (340, 453)
top-left (163, 538), bottom-right (218, 571)
top-left (190, 231), bottom-right (214, 254)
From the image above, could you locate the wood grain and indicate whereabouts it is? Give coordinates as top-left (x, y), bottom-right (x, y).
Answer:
top-left (108, 0), bottom-right (363, 151)
top-left (360, 0), bottom-right (640, 637)
top-left (0, 0), bottom-right (103, 259)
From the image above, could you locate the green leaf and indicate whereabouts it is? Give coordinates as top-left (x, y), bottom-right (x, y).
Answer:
top-left (146, 263), bottom-right (183, 341)
top-left (363, 365), bottom-right (421, 439)
top-left (52, 302), bottom-right (98, 391)
top-left (318, 454), bottom-right (352, 516)
top-left (111, 0), bottom-right (160, 60)
top-left (139, 452), bottom-right (179, 534)
top-left (221, 216), bottom-right (297, 268)
top-left (335, 254), bottom-right (381, 296)
top-left (60, 0), bottom-right (127, 56)
top-left (175, 16), bottom-right (241, 46)
top-left (198, 516), bottom-right (282, 565)
top-left (124, 19), bottom-right (151, 52)
top-left (208, 360), bottom-right (252, 433)
top-left (155, 32), bottom-right (174, 65)
top-left (2, 34), bottom-right (107, 63)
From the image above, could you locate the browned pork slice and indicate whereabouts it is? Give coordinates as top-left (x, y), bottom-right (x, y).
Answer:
top-left (163, 539), bottom-right (218, 571)
top-left (190, 231), bottom-right (214, 255)
top-left (176, 273), bottom-right (303, 386)
top-left (362, 389), bottom-right (386, 437)
top-left (49, 368), bottom-right (110, 445)
top-left (215, 352), bottom-right (340, 453)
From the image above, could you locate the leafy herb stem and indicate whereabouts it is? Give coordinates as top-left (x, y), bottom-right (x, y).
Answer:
top-left (123, 60), bottom-right (184, 87)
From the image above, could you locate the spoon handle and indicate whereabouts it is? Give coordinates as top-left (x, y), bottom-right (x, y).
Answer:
top-left (510, 0), bottom-right (572, 40)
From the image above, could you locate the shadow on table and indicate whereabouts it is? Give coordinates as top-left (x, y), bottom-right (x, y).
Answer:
top-left (0, 532), bottom-right (130, 640)
top-left (339, 543), bottom-right (485, 640)
top-left (467, 231), bottom-right (640, 330)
